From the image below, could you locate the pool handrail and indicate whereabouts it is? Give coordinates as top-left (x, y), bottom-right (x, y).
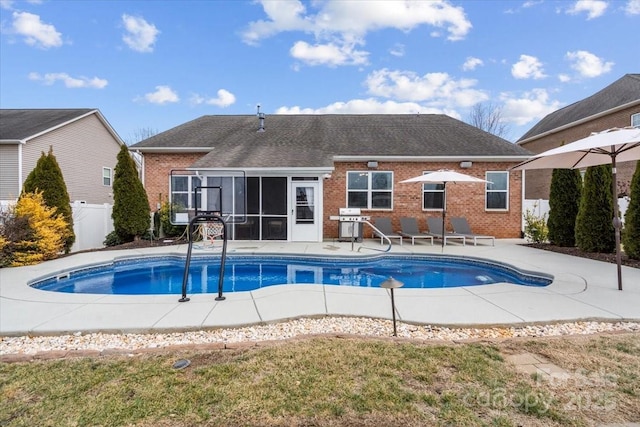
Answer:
top-left (358, 220), bottom-right (392, 253)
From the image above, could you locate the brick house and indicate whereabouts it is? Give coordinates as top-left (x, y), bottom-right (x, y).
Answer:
top-left (130, 114), bottom-right (531, 242)
top-left (517, 73), bottom-right (640, 200)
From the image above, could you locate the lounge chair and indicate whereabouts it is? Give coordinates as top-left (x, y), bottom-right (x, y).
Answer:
top-left (399, 217), bottom-right (434, 245)
top-left (450, 217), bottom-right (495, 246)
top-left (371, 217), bottom-right (403, 245)
top-left (426, 217), bottom-right (466, 246)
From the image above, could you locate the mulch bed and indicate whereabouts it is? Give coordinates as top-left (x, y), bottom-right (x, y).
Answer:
top-left (524, 243), bottom-right (640, 269)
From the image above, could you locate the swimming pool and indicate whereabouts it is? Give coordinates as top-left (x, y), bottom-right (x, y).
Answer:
top-left (31, 254), bottom-right (552, 295)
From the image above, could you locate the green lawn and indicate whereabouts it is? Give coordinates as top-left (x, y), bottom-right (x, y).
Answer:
top-left (1, 333), bottom-right (638, 426)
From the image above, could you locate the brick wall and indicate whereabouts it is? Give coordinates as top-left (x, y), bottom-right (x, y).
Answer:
top-left (323, 161), bottom-right (524, 239)
top-left (142, 152), bottom-right (204, 210)
top-left (519, 105), bottom-right (639, 199)
top-left (143, 154), bottom-right (525, 239)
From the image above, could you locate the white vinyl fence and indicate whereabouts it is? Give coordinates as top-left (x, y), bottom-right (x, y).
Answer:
top-left (71, 202), bottom-right (113, 252)
top-left (523, 198), bottom-right (630, 228)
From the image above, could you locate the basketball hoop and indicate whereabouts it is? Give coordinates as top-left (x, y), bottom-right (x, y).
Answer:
top-left (201, 222), bottom-right (224, 246)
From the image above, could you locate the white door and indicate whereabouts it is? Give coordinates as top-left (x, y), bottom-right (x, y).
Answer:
top-left (291, 182), bottom-right (319, 242)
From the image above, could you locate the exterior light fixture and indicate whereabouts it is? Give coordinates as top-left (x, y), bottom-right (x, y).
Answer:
top-left (380, 276), bottom-right (404, 336)
top-left (367, 161), bottom-right (378, 168)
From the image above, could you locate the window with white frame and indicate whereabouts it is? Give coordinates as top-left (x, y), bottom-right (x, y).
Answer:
top-left (485, 171), bottom-right (508, 210)
top-left (170, 175), bottom-right (202, 209)
top-left (347, 171), bottom-right (393, 209)
top-left (102, 167), bottom-right (112, 186)
top-left (632, 113), bottom-right (640, 127)
top-left (421, 171), bottom-right (444, 210)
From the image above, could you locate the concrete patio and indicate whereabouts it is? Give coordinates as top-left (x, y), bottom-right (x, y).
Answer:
top-left (1, 238), bottom-right (639, 336)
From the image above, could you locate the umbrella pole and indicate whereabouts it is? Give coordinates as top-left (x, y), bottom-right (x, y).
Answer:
top-left (611, 153), bottom-right (623, 291)
top-left (441, 184), bottom-right (446, 251)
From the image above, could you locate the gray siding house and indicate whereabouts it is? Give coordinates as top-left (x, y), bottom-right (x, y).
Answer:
top-left (0, 109), bottom-right (124, 205)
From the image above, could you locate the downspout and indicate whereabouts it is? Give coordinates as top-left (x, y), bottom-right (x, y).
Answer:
top-left (520, 170), bottom-right (526, 237)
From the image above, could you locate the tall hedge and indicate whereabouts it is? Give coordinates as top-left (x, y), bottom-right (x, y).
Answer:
top-left (623, 161), bottom-right (640, 259)
top-left (112, 145), bottom-right (150, 241)
top-left (547, 168), bottom-right (582, 247)
top-left (575, 165), bottom-right (615, 253)
top-left (22, 147), bottom-right (75, 253)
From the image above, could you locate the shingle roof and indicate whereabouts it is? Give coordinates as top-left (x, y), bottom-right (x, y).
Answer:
top-left (0, 109), bottom-right (96, 140)
top-left (131, 114), bottom-right (531, 168)
top-left (518, 74), bottom-right (640, 142)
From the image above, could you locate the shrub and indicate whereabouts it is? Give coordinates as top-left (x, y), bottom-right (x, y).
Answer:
top-left (0, 209), bottom-right (33, 267)
top-left (103, 230), bottom-right (125, 247)
top-left (575, 165), bottom-right (615, 253)
top-left (547, 168), bottom-right (582, 247)
top-left (523, 207), bottom-right (548, 243)
top-left (112, 145), bottom-right (150, 241)
top-left (622, 161), bottom-right (640, 259)
top-left (158, 202), bottom-right (186, 238)
top-left (9, 192), bottom-right (69, 266)
top-left (22, 147), bottom-right (75, 253)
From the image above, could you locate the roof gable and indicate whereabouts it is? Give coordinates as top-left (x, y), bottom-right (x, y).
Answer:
top-left (0, 109), bottom-right (123, 144)
top-left (518, 74), bottom-right (640, 142)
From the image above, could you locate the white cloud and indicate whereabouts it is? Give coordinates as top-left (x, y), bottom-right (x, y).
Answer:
top-left (511, 54), bottom-right (546, 79)
top-left (566, 50), bottom-right (613, 78)
top-left (462, 57), bottom-right (483, 71)
top-left (138, 85), bottom-right (179, 104)
top-left (242, 0), bottom-right (471, 68)
top-left (11, 11), bottom-right (62, 48)
top-left (276, 98), bottom-right (459, 117)
top-left (566, 0), bottom-right (608, 19)
top-left (28, 72), bottom-right (107, 88)
top-left (500, 89), bottom-right (563, 126)
top-left (558, 74), bottom-right (571, 82)
top-left (243, 0), bottom-right (471, 44)
top-left (122, 14), bottom-right (159, 53)
top-left (190, 89), bottom-right (236, 107)
top-left (624, 0), bottom-right (640, 15)
top-left (389, 43), bottom-right (405, 57)
top-left (364, 69), bottom-right (488, 108)
top-left (290, 40), bottom-right (368, 67)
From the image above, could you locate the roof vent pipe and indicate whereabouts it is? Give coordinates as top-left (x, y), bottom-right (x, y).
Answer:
top-left (256, 104), bottom-right (265, 132)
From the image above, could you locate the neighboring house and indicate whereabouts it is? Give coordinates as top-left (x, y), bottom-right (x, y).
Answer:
top-left (517, 73), bottom-right (640, 200)
top-left (132, 114), bottom-right (531, 242)
top-left (0, 109), bottom-right (124, 205)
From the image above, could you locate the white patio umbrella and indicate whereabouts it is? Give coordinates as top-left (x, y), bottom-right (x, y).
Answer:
top-left (400, 170), bottom-right (491, 249)
top-left (512, 126), bottom-right (640, 291)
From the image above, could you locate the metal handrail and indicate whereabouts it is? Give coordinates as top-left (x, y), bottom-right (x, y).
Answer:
top-left (179, 213), bottom-right (227, 302)
top-left (357, 220), bottom-right (392, 253)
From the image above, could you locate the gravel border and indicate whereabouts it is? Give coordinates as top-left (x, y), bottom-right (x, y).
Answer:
top-left (2, 318), bottom-right (639, 361)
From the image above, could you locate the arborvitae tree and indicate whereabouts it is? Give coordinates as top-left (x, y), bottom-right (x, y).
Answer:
top-left (575, 165), bottom-right (615, 253)
top-left (112, 145), bottom-right (150, 241)
top-left (547, 168), bottom-right (582, 247)
top-left (623, 161), bottom-right (640, 259)
top-left (22, 147), bottom-right (75, 253)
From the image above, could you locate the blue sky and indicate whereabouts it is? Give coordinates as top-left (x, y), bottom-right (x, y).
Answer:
top-left (1, 0), bottom-right (637, 144)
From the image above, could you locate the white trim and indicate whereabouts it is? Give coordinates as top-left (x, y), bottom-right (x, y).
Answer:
top-left (133, 147), bottom-right (213, 153)
top-left (346, 170), bottom-right (394, 211)
top-left (485, 171), bottom-right (509, 211)
top-left (333, 155), bottom-right (530, 162)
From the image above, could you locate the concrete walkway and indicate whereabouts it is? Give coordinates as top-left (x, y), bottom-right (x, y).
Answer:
top-left (1, 239), bottom-right (639, 336)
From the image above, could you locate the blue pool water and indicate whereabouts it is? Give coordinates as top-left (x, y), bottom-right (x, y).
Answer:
top-left (32, 255), bottom-right (552, 295)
